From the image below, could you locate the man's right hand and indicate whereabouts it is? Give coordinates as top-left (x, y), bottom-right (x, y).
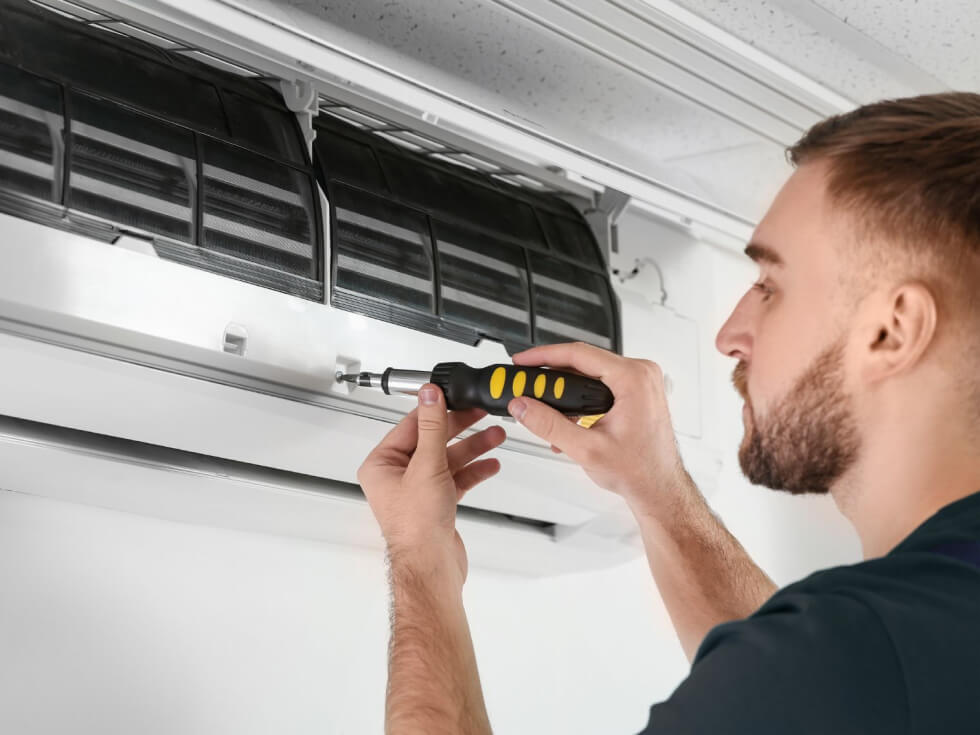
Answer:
top-left (510, 342), bottom-right (776, 661)
top-left (507, 342), bottom-right (689, 520)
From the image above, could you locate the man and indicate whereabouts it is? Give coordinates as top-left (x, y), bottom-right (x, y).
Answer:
top-left (357, 93), bottom-right (980, 733)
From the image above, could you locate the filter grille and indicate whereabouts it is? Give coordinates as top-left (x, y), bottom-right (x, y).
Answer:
top-left (0, 0), bottom-right (322, 300)
top-left (316, 114), bottom-right (620, 353)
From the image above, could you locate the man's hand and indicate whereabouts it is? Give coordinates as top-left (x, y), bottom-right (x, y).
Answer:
top-left (357, 384), bottom-right (506, 583)
top-left (358, 386), bottom-right (501, 734)
top-left (510, 342), bottom-right (776, 661)
top-left (507, 342), bottom-right (685, 520)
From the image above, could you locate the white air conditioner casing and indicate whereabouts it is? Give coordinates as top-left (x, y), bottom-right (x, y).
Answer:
top-left (0, 0), bottom-right (734, 575)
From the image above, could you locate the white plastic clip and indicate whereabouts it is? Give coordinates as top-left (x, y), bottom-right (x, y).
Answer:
top-left (222, 323), bottom-right (248, 356)
top-left (280, 78), bottom-right (319, 153)
top-left (584, 187), bottom-right (631, 266)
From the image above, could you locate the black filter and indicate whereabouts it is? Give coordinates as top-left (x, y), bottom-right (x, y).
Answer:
top-left (202, 138), bottom-right (317, 280)
top-left (378, 151), bottom-right (546, 246)
top-left (537, 210), bottom-right (604, 267)
top-left (0, 64), bottom-right (64, 204)
top-left (69, 91), bottom-right (196, 243)
top-left (434, 219), bottom-right (532, 345)
top-left (314, 115), bottom-right (621, 354)
top-left (332, 184), bottom-right (436, 314)
top-left (0, 0), bottom-right (322, 300)
top-left (529, 252), bottom-right (616, 349)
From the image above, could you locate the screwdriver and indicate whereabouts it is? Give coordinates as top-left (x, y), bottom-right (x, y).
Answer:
top-left (337, 362), bottom-right (614, 417)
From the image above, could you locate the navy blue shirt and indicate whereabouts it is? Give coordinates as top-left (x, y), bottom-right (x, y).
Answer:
top-left (639, 490), bottom-right (980, 734)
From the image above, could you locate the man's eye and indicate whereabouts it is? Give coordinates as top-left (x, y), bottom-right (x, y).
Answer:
top-left (752, 281), bottom-right (774, 301)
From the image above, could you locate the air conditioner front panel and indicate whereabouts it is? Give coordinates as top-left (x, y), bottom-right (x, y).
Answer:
top-left (0, 412), bottom-right (641, 576)
top-left (0, 214), bottom-right (635, 527)
top-left (0, 0), bottom-right (736, 572)
top-left (0, 327), bottom-right (613, 528)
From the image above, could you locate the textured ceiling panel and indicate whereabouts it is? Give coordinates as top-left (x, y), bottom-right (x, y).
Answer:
top-left (280, 0), bottom-right (766, 160)
top-left (812, 0), bottom-right (980, 91)
top-left (276, 0), bottom-right (782, 217)
top-left (669, 0), bottom-right (925, 103)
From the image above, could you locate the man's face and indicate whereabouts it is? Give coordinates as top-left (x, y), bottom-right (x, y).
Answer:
top-left (715, 162), bottom-right (861, 495)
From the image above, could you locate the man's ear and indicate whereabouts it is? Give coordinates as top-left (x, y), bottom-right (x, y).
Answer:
top-left (861, 281), bottom-right (938, 384)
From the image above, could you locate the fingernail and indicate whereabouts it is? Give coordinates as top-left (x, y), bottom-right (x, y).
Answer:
top-left (509, 398), bottom-right (527, 421)
top-left (419, 387), bottom-right (439, 405)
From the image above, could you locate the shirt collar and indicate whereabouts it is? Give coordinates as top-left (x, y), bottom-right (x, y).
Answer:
top-left (889, 489), bottom-right (980, 556)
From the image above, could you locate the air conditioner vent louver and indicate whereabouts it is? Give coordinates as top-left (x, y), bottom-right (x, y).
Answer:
top-left (0, 0), bottom-right (323, 300)
top-left (315, 115), bottom-right (621, 354)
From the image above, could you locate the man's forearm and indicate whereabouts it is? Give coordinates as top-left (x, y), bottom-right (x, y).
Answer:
top-left (634, 471), bottom-right (778, 662)
top-left (386, 548), bottom-right (492, 735)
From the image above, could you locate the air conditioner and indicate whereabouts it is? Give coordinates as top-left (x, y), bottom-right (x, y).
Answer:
top-left (0, 0), bottom-right (741, 575)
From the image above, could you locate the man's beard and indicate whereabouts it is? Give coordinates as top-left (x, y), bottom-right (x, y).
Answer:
top-left (733, 337), bottom-right (861, 495)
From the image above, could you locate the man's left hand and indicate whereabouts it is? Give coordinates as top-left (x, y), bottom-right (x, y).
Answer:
top-left (357, 384), bottom-right (506, 583)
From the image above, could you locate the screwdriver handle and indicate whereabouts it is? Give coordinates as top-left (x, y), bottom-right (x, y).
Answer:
top-left (430, 362), bottom-right (613, 417)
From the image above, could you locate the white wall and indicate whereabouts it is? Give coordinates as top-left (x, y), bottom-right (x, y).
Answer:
top-left (0, 211), bottom-right (860, 735)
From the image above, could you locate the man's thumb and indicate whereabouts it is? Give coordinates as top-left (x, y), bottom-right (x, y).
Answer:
top-left (414, 384), bottom-right (449, 471)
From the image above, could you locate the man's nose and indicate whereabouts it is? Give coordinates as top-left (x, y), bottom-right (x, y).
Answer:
top-left (715, 293), bottom-right (754, 361)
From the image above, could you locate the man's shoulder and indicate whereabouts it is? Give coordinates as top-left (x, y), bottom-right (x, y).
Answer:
top-left (740, 548), bottom-right (980, 713)
top-left (644, 578), bottom-right (908, 735)
top-left (699, 572), bottom-right (897, 664)
top-left (640, 553), bottom-right (980, 734)
top-left (769, 548), bottom-right (980, 621)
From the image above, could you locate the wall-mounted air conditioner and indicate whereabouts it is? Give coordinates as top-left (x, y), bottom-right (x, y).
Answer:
top-left (0, 0), bottom-right (718, 575)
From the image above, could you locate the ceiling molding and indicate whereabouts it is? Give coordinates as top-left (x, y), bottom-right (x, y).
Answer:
top-left (776, 0), bottom-right (950, 94)
top-left (493, 0), bottom-right (836, 145)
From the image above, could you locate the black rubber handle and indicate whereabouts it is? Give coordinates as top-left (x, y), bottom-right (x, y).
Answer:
top-left (430, 362), bottom-right (614, 417)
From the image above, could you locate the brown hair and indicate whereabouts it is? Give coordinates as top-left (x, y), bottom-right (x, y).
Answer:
top-left (789, 92), bottom-right (980, 276)
top-left (793, 96), bottom-right (978, 307)
top-left (788, 93), bottom-right (980, 422)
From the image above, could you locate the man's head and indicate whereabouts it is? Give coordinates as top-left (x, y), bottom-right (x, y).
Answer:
top-left (716, 92), bottom-right (980, 496)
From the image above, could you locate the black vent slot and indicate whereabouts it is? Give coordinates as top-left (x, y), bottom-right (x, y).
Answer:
top-left (434, 220), bottom-right (531, 345)
top-left (538, 211), bottom-right (603, 268)
top-left (69, 91), bottom-right (195, 243)
top-left (202, 138), bottom-right (318, 288)
top-left (314, 126), bottom-right (386, 191)
top-left (377, 151), bottom-right (547, 246)
top-left (0, 64), bottom-right (63, 204)
top-left (530, 252), bottom-right (616, 350)
top-left (7, 0), bottom-right (228, 137)
top-left (222, 90), bottom-right (307, 166)
top-left (0, 0), bottom-right (323, 301)
top-left (332, 184), bottom-right (435, 313)
top-left (314, 115), bottom-right (620, 354)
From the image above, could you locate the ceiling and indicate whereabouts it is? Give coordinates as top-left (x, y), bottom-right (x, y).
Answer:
top-left (814, 0), bottom-right (979, 91)
top-left (280, 0), bottom-right (759, 160)
top-left (276, 0), bottom-right (770, 212)
top-left (674, 0), bottom-right (977, 98)
top-left (267, 0), bottom-right (976, 223)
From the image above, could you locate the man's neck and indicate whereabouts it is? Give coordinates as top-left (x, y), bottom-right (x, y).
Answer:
top-left (832, 416), bottom-right (980, 559)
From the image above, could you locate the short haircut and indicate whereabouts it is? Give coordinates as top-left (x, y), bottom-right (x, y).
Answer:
top-left (787, 93), bottom-right (980, 314)
top-left (788, 93), bottom-right (980, 425)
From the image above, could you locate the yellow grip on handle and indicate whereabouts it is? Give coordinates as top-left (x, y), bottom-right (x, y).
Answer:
top-left (489, 366), bottom-right (507, 399)
top-left (489, 366), bottom-right (532, 400)
top-left (455, 363), bottom-right (612, 416)
top-left (512, 370), bottom-right (527, 396)
top-left (533, 374), bottom-right (546, 398)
